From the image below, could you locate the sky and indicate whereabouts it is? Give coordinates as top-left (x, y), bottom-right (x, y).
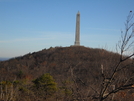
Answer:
top-left (0, 0), bottom-right (134, 58)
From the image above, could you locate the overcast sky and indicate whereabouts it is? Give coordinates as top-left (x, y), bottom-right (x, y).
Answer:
top-left (0, 0), bottom-right (134, 58)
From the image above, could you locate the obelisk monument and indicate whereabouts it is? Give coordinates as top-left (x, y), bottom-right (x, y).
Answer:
top-left (74, 11), bottom-right (80, 46)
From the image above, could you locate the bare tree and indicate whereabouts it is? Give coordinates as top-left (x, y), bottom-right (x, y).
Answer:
top-left (97, 11), bottom-right (134, 101)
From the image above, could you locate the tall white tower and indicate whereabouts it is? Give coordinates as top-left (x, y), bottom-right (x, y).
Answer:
top-left (74, 11), bottom-right (80, 46)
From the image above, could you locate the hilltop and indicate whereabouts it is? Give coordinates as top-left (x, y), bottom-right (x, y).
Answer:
top-left (0, 46), bottom-right (120, 80)
top-left (0, 46), bottom-right (134, 101)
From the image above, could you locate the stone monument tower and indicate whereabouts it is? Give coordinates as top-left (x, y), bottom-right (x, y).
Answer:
top-left (74, 11), bottom-right (80, 46)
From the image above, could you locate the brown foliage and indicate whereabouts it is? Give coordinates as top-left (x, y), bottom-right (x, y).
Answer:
top-left (0, 46), bottom-right (133, 101)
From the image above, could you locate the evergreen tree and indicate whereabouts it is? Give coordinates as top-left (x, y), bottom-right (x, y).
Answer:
top-left (33, 73), bottom-right (57, 99)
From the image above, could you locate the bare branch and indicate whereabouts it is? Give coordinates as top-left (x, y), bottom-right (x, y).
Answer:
top-left (99, 11), bottom-right (134, 101)
top-left (103, 84), bottom-right (134, 100)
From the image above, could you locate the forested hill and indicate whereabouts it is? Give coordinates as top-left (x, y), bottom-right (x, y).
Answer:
top-left (0, 46), bottom-right (119, 80)
top-left (0, 46), bottom-right (134, 101)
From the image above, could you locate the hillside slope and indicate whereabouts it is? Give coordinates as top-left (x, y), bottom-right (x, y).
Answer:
top-left (0, 46), bottom-right (134, 101)
top-left (0, 46), bottom-right (119, 80)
